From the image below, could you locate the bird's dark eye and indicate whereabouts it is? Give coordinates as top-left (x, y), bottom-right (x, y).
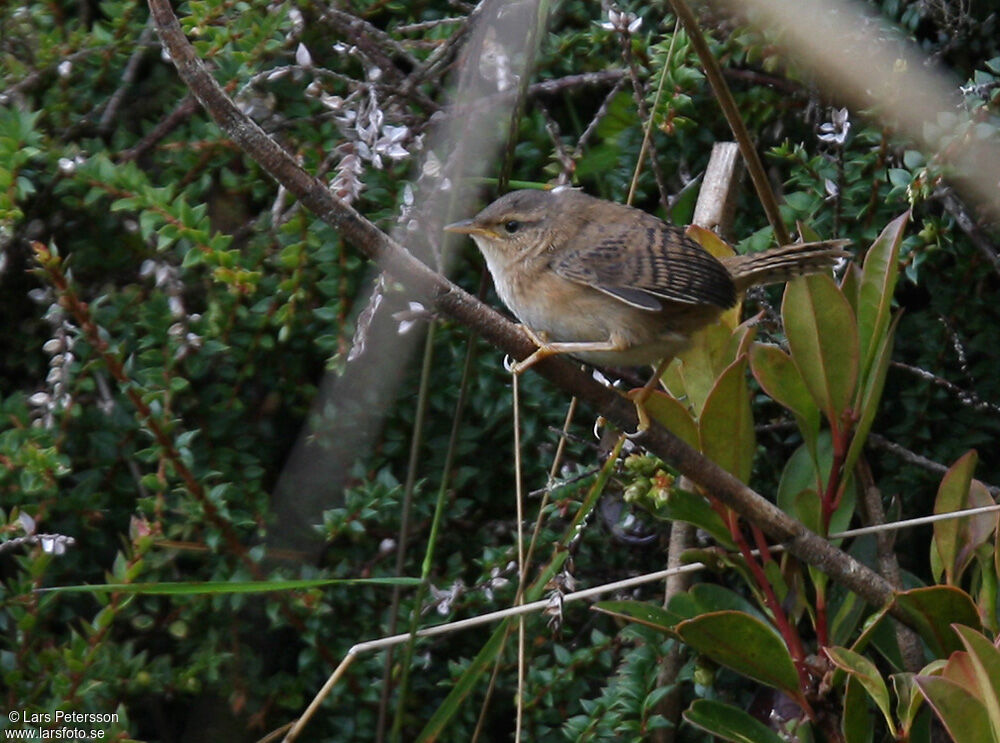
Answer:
top-left (503, 220), bottom-right (521, 234)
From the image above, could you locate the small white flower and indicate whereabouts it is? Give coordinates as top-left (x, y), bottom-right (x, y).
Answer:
top-left (41, 536), bottom-right (67, 555)
top-left (319, 93), bottom-right (343, 110)
top-left (818, 107), bottom-right (851, 145)
top-left (295, 43), bottom-right (312, 68)
top-left (168, 295), bottom-right (185, 319)
top-left (19, 512), bottom-right (37, 535)
top-left (422, 151), bottom-right (442, 178)
top-left (600, 9), bottom-right (641, 33)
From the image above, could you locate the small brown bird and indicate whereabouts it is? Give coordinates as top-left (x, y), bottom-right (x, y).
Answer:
top-left (445, 187), bottom-right (849, 371)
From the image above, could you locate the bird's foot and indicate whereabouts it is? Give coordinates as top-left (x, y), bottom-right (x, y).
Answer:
top-left (509, 326), bottom-right (557, 375)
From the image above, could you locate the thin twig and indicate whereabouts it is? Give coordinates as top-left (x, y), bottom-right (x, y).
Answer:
top-left (618, 24), bottom-right (671, 212)
top-left (665, 0), bottom-right (791, 245)
top-left (628, 18), bottom-right (678, 208)
top-left (935, 184), bottom-right (1000, 278)
top-left (100, 21), bottom-right (156, 134)
top-left (868, 433), bottom-right (1000, 498)
top-left (891, 359), bottom-right (1000, 415)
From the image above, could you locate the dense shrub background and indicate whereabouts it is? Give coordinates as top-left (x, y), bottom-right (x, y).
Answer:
top-left (1, 1), bottom-right (998, 741)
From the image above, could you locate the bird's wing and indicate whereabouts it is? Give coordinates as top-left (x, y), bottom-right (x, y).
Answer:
top-left (552, 221), bottom-right (737, 310)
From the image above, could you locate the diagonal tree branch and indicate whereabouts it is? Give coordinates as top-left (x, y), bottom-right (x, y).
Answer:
top-left (146, 0), bottom-right (910, 621)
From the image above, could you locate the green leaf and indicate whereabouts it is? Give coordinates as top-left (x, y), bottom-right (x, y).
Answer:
top-left (651, 486), bottom-right (736, 548)
top-left (669, 324), bottom-right (738, 415)
top-left (890, 673), bottom-right (926, 736)
top-left (842, 315), bottom-right (900, 477)
top-left (750, 343), bottom-right (820, 457)
top-left (778, 432), bottom-right (855, 536)
top-left (699, 356), bottom-right (755, 483)
top-left (856, 212), bottom-right (907, 381)
top-left (642, 390), bottom-right (699, 449)
top-left (843, 675), bottom-right (875, 743)
top-left (891, 586), bottom-right (983, 657)
top-left (826, 646), bottom-right (897, 736)
top-left (683, 699), bottom-right (786, 743)
top-left (676, 611), bottom-right (801, 700)
top-left (915, 675), bottom-right (993, 743)
top-left (952, 625), bottom-right (1000, 741)
top-left (688, 584), bottom-right (769, 621)
top-left (933, 451), bottom-right (995, 585)
top-left (783, 274), bottom-right (859, 424)
top-left (593, 600), bottom-right (685, 633)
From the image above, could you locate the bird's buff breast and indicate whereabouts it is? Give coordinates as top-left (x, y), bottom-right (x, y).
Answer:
top-left (492, 264), bottom-right (694, 367)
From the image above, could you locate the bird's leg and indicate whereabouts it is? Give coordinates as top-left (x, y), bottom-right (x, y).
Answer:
top-left (625, 357), bottom-right (674, 434)
top-left (509, 326), bottom-right (630, 375)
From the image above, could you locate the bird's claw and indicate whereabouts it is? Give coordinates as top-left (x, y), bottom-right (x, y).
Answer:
top-left (509, 325), bottom-right (555, 375)
top-left (624, 388), bottom-right (654, 438)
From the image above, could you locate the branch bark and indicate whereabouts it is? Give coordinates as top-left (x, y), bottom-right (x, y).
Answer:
top-left (146, 0), bottom-right (911, 622)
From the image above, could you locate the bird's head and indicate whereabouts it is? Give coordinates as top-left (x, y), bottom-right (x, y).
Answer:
top-left (444, 189), bottom-right (564, 263)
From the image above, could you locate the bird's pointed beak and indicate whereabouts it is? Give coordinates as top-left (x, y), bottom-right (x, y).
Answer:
top-left (444, 219), bottom-right (493, 237)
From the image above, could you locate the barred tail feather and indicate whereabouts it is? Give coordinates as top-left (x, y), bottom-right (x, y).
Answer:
top-left (724, 240), bottom-right (851, 292)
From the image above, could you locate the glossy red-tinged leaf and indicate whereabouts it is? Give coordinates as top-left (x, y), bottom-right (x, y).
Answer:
top-left (843, 676), bottom-right (875, 743)
top-left (683, 699), bottom-right (786, 743)
top-left (857, 212), bottom-right (907, 381)
top-left (933, 450), bottom-right (978, 585)
top-left (914, 675), bottom-right (993, 743)
top-left (783, 274), bottom-right (859, 423)
top-left (700, 356), bottom-right (755, 484)
top-left (592, 600), bottom-right (684, 633)
top-left (933, 451), bottom-right (997, 585)
top-left (892, 586), bottom-right (983, 657)
top-left (843, 314), bottom-right (899, 477)
top-left (750, 342), bottom-right (820, 456)
top-left (641, 389), bottom-right (699, 449)
top-left (958, 481), bottom-right (997, 589)
top-left (953, 625), bottom-right (1000, 738)
top-left (826, 646), bottom-right (897, 736)
top-left (940, 650), bottom-right (980, 694)
top-left (676, 611), bottom-right (801, 700)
